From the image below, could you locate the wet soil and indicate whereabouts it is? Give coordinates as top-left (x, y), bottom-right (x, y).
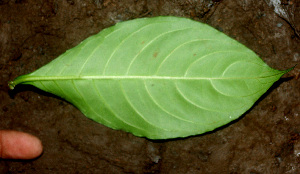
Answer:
top-left (0, 0), bottom-right (299, 173)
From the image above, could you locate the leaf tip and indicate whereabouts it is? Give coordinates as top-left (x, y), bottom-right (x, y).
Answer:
top-left (286, 64), bottom-right (296, 72)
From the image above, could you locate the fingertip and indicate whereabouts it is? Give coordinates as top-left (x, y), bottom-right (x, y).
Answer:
top-left (0, 130), bottom-right (43, 160)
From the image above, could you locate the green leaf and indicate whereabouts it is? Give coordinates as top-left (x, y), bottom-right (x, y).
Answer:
top-left (9, 16), bottom-right (292, 139)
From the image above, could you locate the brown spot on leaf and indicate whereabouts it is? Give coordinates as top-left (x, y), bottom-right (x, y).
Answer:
top-left (153, 52), bottom-right (158, 58)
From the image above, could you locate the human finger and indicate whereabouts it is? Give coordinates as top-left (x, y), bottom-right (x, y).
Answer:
top-left (0, 130), bottom-right (43, 159)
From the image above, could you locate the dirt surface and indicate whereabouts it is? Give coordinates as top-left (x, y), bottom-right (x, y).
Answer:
top-left (0, 0), bottom-right (299, 173)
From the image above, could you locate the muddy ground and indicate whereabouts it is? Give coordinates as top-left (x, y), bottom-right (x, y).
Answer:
top-left (0, 0), bottom-right (299, 173)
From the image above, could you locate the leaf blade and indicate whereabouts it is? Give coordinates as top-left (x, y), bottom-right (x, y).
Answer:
top-left (9, 16), bottom-right (292, 139)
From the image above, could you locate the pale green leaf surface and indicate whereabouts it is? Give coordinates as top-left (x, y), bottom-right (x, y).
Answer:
top-left (9, 16), bottom-right (291, 139)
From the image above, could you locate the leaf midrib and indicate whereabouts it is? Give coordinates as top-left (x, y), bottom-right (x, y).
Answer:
top-left (14, 73), bottom-right (285, 83)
